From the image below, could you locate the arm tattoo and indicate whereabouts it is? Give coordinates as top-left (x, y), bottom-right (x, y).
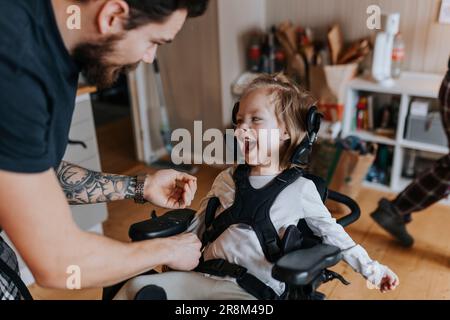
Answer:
top-left (57, 161), bottom-right (137, 205)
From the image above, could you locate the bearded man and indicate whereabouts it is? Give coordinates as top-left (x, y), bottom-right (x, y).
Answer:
top-left (0, 0), bottom-right (209, 300)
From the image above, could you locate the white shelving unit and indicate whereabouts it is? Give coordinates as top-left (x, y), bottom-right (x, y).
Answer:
top-left (342, 72), bottom-right (450, 206)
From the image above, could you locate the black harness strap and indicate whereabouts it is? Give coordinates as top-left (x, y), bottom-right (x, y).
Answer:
top-left (198, 165), bottom-right (305, 299)
top-left (195, 259), bottom-right (281, 300)
top-left (297, 219), bottom-right (322, 249)
top-left (202, 165), bottom-right (304, 263)
top-left (204, 197), bottom-right (221, 229)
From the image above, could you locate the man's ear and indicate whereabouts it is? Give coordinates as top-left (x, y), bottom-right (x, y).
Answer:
top-left (97, 0), bottom-right (130, 35)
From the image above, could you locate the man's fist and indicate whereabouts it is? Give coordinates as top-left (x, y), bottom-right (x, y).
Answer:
top-left (144, 170), bottom-right (197, 209)
top-left (164, 233), bottom-right (202, 271)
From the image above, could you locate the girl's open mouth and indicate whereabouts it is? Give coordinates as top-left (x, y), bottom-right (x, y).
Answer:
top-left (244, 137), bottom-right (257, 155)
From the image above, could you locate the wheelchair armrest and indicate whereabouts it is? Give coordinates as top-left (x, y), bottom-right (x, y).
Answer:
top-left (272, 244), bottom-right (342, 286)
top-left (328, 190), bottom-right (361, 227)
top-left (129, 209), bottom-right (196, 242)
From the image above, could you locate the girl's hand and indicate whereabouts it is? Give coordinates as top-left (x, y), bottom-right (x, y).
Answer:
top-left (378, 267), bottom-right (399, 293)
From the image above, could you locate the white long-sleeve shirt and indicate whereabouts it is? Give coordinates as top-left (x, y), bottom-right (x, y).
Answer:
top-left (188, 167), bottom-right (391, 296)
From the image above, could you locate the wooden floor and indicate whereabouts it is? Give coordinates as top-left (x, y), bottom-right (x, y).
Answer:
top-left (28, 118), bottom-right (450, 300)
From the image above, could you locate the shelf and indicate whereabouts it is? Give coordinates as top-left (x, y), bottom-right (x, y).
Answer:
top-left (347, 72), bottom-right (443, 99)
top-left (400, 139), bottom-right (449, 155)
top-left (398, 177), bottom-right (412, 192)
top-left (344, 72), bottom-right (449, 207)
top-left (77, 86), bottom-right (97, 97)
top-left (349, 130), bottom-right (396, 146)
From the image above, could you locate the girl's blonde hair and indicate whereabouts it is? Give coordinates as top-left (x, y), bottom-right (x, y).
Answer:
top-left (241, 73), bottom-right (317, 170)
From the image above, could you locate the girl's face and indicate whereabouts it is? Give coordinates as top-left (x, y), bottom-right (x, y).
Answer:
top-left (234, 88), bottom-right (290, 169)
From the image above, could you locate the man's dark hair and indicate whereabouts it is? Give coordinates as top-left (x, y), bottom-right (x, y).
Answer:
top-left (124, 0), bottom-right (210, 29)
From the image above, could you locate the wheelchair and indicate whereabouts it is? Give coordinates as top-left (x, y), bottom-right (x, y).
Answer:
top-left (103, 173), bottom-right (361, 301)
top-left (103, 104), bottom-right (362, 301)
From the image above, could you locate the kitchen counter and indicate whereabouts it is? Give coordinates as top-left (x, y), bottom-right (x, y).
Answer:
top-left (77, 85), bottom-right (97, 96)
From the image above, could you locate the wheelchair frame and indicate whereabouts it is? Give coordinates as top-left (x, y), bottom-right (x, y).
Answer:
top-left (103, 176), bottom-right (361, 301)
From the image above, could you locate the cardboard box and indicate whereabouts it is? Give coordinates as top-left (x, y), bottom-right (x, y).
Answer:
top-left (327, 145), bottom-right (377, 214)
top-left (310, 63), bottom-right (358, 122)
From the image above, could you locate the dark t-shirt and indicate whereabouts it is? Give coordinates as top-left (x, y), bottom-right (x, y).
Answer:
top-left (0, 0), bottom-right (81, 299)
top-left (0, 0), bottom-right (80, 173)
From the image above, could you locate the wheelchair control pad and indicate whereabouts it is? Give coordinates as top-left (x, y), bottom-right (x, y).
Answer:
top-left (272, 244), bottom-right (342, 286)
top-left (129, 209), bottom-right (196, 241)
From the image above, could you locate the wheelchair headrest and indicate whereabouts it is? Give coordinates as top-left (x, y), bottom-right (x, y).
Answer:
top-left (291, 106), bottom-right (322, 166)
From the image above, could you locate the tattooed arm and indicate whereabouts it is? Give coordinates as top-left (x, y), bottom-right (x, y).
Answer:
top-left (56, 161), bottom-right (137, 205)
top-left (0, 168), bottom-right (202, 289)
top-left (56, 161), bottom-right (198, 208)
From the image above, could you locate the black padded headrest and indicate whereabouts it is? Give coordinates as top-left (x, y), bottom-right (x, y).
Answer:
top-left (305, 106), bottom-right (322, 137)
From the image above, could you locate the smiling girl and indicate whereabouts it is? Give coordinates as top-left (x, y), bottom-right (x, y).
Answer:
top-left (115, 73), bottom-right (399, 300)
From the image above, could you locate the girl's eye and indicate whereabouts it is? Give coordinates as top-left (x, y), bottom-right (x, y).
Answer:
top-left (252, 117), bottom-right (262, 122)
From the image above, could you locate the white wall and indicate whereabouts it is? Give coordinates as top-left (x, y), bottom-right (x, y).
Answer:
top-left (266, 0), bottom-right (450, 74)
top-left (218, 0), bottom-right (267, 127)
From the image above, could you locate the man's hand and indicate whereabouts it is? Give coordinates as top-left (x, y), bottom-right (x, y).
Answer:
top-left (0, 169), bottom-right (200, 289)
top-left (163, 233), bottom-right (202, 271)
top-left (144, 170), bottom-right (197, 209)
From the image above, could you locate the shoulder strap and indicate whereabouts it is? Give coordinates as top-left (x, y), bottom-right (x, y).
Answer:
top-left (202, 197), bottom-right (222, 247)
top-left (204, 165), bottom-right (250, 230)
top-left (251, 167), bottom-right (304, 262)
top-left (274, 167), bottom-right (304, 186)
top-left (233, 164), bottom-right (252, 192)
top-left (204, 197), bottom-right (221, 229)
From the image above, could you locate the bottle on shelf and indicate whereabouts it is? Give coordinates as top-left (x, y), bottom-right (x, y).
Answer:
top-left (356, 97), bottom-right (368, 130)
top-left (260, 34), bottom-right (270, 73)
top-left (391, 32), bottom-right (405, 79)
top-left (247, 38), bottom-right (262, 73)
top-left (267, 26), bottom-right (277, 74)
top-left (403, 149), bottom-right (417, 179)
top-left (274, 47), bottom-right (286, 73)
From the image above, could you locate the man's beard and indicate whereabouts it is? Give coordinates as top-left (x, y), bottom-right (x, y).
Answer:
top-left (72, 34), bottom-right (140, 89)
